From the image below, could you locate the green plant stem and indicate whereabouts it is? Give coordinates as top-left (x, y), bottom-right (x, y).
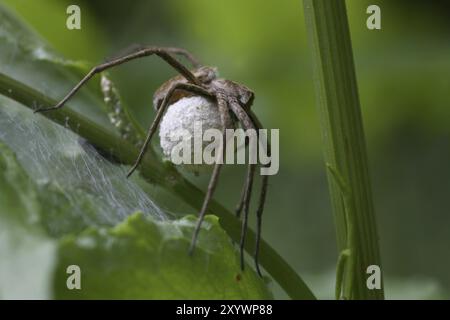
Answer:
top-left (0, 71), bottom-right (315, 300)
top-left (303, 0), bottom-right (383, 299)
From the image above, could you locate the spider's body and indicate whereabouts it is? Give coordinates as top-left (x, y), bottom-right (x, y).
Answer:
top-left (35, 47), bottom-right (268, 277)
top-left (153, 66), bottom-right (217, 110)
top-left (153, 66), bottom-right (254, 112)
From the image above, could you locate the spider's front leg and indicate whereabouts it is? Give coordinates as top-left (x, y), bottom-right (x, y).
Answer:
top-left (189, 93), bottom-right (233, 255)
top-left (105, 45), bottom-right (201, 69)
top-left (34, 47), bottom-right (201, 113)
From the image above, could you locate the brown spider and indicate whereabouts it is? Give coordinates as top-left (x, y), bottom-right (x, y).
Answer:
top-left (35, 46), bottom-right (269, 276)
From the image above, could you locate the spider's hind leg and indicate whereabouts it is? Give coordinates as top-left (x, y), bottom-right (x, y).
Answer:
top-left (229, 102), bottom-right (271, 277)
top-left (239, 163), bottom-right (257, 271)
top-left (254, 174), bottom-right (268, 277)
top-left (229, 99), bottom-right (260, 273)
top-left (248, 111), bottom-right (270, 277)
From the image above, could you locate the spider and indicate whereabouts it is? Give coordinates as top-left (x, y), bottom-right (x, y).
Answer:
top-left (35, 46), bottom-right (269, 276)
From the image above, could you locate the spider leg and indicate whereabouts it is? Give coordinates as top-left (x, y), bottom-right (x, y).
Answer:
top-left (239, 162), bottom-right (256, 271)
top-left (247, 110), bottom-right (270, 277)
top-left (254, 174), bottom-right (268, 277)
top-left (234, 133), bottom-right (253, 218)
top-left (106, 45), bottom-right (201, 68)
top-left (189, 94), bottom-right (232, 255)
top-left (162, 47), bottom-right (201, 68)
top-left (228, 99), bottom-right (258, 272)
top-left (35, 47), bottom-right (201, 113)
top-left (127, 83), bottom-right (212, 177)
top-left (235, 124), bottom-right (252, 218)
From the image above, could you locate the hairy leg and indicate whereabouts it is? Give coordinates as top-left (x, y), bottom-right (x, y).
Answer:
top-left (105, 45), bottom-right (201, 68)
top-left (35, 47), bottom-right (201, 113)
top-left (229, 100), bottom-right (257, 221)
top-left (234, 125), bottom-right (252, 218)
top-left (162, 46), bottom-right (201, 68)
top-left (228, 99), bottom-right (259, 271)
top-left (247, 110), bottom-right (270, 277)
top-left (254, 174), bottom-right (268, 277)
top-left (239, 162), bottom-right (256, 271)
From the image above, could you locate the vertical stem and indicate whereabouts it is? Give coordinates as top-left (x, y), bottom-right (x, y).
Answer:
top-left (303, 0), bottom-right (384, 299)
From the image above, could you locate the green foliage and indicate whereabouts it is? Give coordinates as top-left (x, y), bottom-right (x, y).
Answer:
top-left (55, 213), bottom-right (271, 299)
top-left (0, 3), bottom-right (108, 125)
top-left (0, 142), bottom-right (56, 299)
top-left (0, 3), bottom-right (274, 299)
top-left (0, 140), bottom-right (271, 299)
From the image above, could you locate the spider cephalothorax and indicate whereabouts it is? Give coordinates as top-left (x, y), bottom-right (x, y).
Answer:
top-left (35, 46), bottom-right (268, 276)
top-left (152, 66), bottom-right (219, 110)
top-left (153, 66), bottom-right (254, 111)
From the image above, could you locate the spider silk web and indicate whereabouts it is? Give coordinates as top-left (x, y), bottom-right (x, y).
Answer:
top-left (0, 97), bottom-right (167, 232)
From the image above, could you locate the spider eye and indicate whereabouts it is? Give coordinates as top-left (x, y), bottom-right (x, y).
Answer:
top-left (194, 66), bottom-right (217, 84)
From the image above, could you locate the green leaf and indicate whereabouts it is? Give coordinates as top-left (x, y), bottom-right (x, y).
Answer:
top-left (0, 102), bottom-right (270, 299)
top-left (0, 135), bottom-right (271, 298)
top-left (0, 2), bottom-right (109, 125)
top-left (54, 213), bottom-right (272, 299)
top-left (0, 142), bottom-right (57, 299)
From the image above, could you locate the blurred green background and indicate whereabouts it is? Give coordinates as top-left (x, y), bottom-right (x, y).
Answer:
top-left (3, 0), bottom-right (450, 298)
